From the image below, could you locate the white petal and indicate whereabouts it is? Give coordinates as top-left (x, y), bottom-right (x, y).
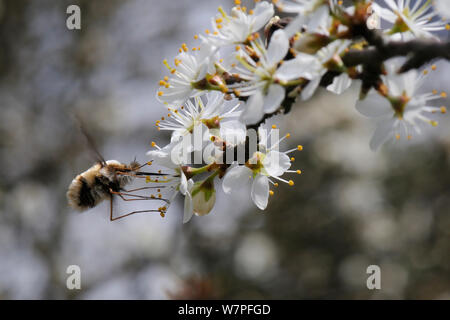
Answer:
top-left (371, 3), bottom-right (397, 23)
top-left (275, 53), bottom-right (321, 81)
top-left (179, 172), bottom-right (188, 195)
top-left (157, 87), bottom-right (192, 105)
top-left (284, 13), bottom-right (305, 38)
top-left (251, 174), bottom-right (269, 210)
top-left (170, 141), bottom-right (191, 166)
top-left (263, 84), bottom-right (285, 113)
top-left (183, 192), bottom-right (194, 223)
top-left (306, 5), bottom-right (330, 34)
top-left (266, 30), bottom-right (289, 68)
top-left (191, 123), bottom-right (211, 151)
top-left (222, 165), bottom-right (252, 194)
top-left (220, 120), bottom-right (247, 145)
top-left (240, 90), bottom-right (265, 124)
top-left (401, 70), bottom-right (419, 97)
top-left (201, 91), bottom-right (224, 118)
top-left (301, 77), bottom-right (321, 100)
top-left (146, 142), bottom-right (180, 169)
top-left (262, 151), bottom-right (291, 177)
top-left (326, 73), bottom-right (352, 94)
top-left (355, 93), bottom-right (393, 118)
top-left (197, 61), bottom-right (208, 81)
top-left (252, 2), bottom-right (275, 31)
top-left (370, 118), bottom-right (396, 151)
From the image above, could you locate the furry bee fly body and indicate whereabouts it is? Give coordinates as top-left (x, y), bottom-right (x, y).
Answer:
top-left (67, 160), bottom-right (140, 211)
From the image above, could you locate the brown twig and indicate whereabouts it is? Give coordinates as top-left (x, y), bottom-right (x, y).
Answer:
top-left (343, 23), bottom-right (450, 93)
top-left (343, 39), bottom-right (450, 72)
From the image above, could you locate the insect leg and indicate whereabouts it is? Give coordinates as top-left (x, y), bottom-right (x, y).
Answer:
top-left (109, 194), bottom-right (162, 221)
top-left (109, 189), bottom-right (169, 203)
top-left (121, 186), bottom-right (164, 193)
top-left (110, 209), bottom-right (160, 221)
top-left (110, 196), bottom-right (113, 221)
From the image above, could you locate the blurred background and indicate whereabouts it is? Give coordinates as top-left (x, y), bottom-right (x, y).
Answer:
top-left (0, 0), bottom-right (449, 299)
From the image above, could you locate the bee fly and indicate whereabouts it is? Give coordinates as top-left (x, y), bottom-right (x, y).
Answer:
top-left (66, 119), bottom-right (168, 221)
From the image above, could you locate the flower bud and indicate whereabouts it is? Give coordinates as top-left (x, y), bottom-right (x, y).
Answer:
top-left (191, 180), bottom-right (216, 216)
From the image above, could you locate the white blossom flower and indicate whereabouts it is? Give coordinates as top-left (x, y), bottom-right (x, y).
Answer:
top-left (356, 60), bottom-right (447, 151)
top-left (292, 4), bottom-right (352, 54)
top-left (372, 0), bottom-right (448, 39)
top-left (145, 141), bottom-right (195, 223)
top-left (156, 91), bottom-right (243, 148)
top-left (234, 30), bottom-right (319, 124)
top-left (222, 126), bottom-right (302, 210)
top-left (206, 1), bottom-right (274, 47)
top-left (296, 39), bottom-right (352, 100)
top-left (147, 140), bottom-right (224, 222)
top-left (276, 0), bottom-right (337, 39)
top-left (296, 5), bottom-right (332, 38)
top-left (156, 42), bottom-right (215, 105)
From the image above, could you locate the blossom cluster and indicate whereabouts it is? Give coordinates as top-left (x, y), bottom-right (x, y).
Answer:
top-left (147, 0), bottom-right (448, 222)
